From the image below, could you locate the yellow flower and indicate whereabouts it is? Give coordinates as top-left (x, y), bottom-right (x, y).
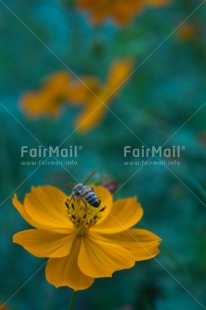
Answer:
top-left (20, 72), bottom-right (101, 118)
top-left (20, 59), bottom-right (133, 132)
top-left (78, 0), bottom-right (170, 25)
top-left (12, 185), bottom-right (160, 291)
top-left (75, 58), bottom-right (134, 132)
top-left (20, 72), bottom-right (71, 118)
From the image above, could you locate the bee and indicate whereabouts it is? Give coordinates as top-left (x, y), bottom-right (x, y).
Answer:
top-left (65, 170), bottom-right (100, 208)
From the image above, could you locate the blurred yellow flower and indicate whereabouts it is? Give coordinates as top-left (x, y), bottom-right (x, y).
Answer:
top-left (20, 72), bottom-right (71, 118)
top-left (78, 0), bottom-right (170, 25)
top-left (177, 23), bottom-right (197, 41)
top-left (20, 59), bottom-right (134, 132)
top-left (20, 72), bottom-right (101, 119)
top-left (75, 58), bottom-right (134, 132)
top-left (13, 185), bottom-right (160, 291)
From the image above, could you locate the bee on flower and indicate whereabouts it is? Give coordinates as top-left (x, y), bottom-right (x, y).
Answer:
top-left (12, 174), bottom-right (161, 291)
top-left (65, 170), bottom-right (101, 208)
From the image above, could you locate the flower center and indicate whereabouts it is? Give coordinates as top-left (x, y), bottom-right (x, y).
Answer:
top-left (64, 196), bottom-right (106, 236)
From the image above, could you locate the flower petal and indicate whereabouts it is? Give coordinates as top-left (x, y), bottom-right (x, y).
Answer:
top-left (92, 197), bottom-right (143, 234)
top-left (68, 77), bottom-right (101, 105)
top-left (78, 234), bottom-right (135, 278)
top-left (146, 0), bottom-right (170, 6)
top-left (44, 72), bottom-right (71, 96)
top-left (101, 58), bottom-right (134, 101)
top-left (20, 91), bottom-right (55, 118)
top-left (93, 229), bottom-right (161, 261)
top-left (46, 237), bottom-right (94, 291)
top-left (12, 194), bottom-right (42, 229)
top-left (75, 99), bottom-right (106, 132)
top-left (23, 186), bottom-right (72, 231)
top-left (112, 3), bottom-right (142, 25)
top-left (13, 229), bottom-right (75, 258)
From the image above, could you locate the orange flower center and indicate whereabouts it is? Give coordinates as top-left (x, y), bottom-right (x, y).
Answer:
top-left (64, 197), bottom-right (106, 236)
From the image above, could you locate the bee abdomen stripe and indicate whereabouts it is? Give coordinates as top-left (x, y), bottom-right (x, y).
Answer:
top-left (88, 196), bottom-right (98, 204)
top-left (83, 191), bottom-right (94, 199)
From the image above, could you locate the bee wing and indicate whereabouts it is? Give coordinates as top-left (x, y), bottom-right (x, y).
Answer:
top-left (64, 183), bottom-right (75, 190)
top-left (83, 170), bottom-right (97, 185)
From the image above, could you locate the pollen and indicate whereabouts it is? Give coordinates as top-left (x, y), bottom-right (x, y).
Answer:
top-left (64, 196), bottom-right (106, 236)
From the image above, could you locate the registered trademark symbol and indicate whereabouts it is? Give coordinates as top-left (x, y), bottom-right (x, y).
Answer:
top-left (181, 146), bottom-right (186, 151)
top-left (79, 146), bottom-right (83, 150)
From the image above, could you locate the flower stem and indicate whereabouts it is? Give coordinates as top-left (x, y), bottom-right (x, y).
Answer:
top-left (69, 290), bottom-right (77, 310)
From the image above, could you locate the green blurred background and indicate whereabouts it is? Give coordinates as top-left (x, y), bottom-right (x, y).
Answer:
top-left (0, 0), bottom-right (206, 309)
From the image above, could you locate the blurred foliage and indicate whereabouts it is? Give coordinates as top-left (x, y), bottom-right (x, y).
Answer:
top-left (0, 0), bottom-right (206, 309)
